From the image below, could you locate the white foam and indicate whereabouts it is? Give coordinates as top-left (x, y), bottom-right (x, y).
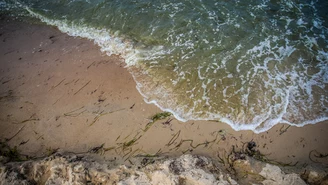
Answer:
top-left (25, 7), bottom-right (144, 67)
top-left (297, 18), bottom-right (306, 26)
top-left (0, 1), bottom-right (6, 7)
top-left (22, 1), bottom-right (328, 134)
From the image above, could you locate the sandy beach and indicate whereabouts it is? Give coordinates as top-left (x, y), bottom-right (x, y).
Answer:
top-left (1, 16), bottom-right (328, 181)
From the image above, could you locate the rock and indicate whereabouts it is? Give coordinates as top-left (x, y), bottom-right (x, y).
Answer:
top-left (0, 153), bottom-right (320, 185)
top-left (0, 156), bottom-right (9, 164)
top-left (322, 179), bottom-right (328, 185)
top-left (300, 166), bottom-right (328, 185)
top-left (72, 164), bottom-right (84, 173)
top-left (259, 164), bottom-right (307, 185)
top-left (232, 157), bottom-right (266, 184)
top-left (0, 154), bottom-right (236, 185)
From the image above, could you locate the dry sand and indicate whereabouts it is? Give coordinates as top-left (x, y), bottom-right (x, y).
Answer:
top-left (0, 17), bottom-right (327, 169)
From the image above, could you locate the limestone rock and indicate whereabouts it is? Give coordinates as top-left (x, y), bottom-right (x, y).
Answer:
top-left (0, 153), bottom-right (320, 185)
top-left (259, 164), bottom-right (307, 185)
top-left (301, 166), bottom-right (328, 185)
top-left (0, 154), bottom-right (235, 185)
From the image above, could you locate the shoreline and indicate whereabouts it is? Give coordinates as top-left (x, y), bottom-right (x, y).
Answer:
top-left (26, 7), bottom-right (328, 134)
top-left (0, 15), bottom-right (328, 182)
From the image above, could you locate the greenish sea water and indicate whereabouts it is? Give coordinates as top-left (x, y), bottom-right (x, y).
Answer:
top-left (2, 0), bottom-right (328, 133)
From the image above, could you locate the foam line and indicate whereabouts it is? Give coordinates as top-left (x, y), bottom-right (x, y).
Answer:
top-left (20, 2), bottom-right (328, 134)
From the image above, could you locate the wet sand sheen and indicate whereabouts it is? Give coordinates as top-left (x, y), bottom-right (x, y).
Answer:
top-left (0, 17), bottom-right (327, 169)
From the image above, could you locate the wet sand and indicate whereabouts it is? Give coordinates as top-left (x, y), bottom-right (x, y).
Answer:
top-left (0, 17), bottom-right (327, 168)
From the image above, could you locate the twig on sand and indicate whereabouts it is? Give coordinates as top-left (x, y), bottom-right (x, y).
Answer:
top-left (265, 158), bottom-right (298, 167)
top-left (5, 125), bottom-right (26, 142)
top-left (18, 114), bottom-right (39, 124)
top-left (89, 108), bottom-right (125, 126)
top-left (309, 150), bottom-right (328, 163)
top-left (89, 143), bottom-right (105, 153)
top-left (208, 131), bottom-right (220, 148)
top-left (52, 95), bottom-right (64, 105)
top-left (19, 139), bottom-right (29, 145)
top-left (217, 151), bottom-right (226, 164)
top-left (89, 110), bottom-right (104, 126)
top-left (1, 79), bottom-right (12, 85)
top-left (36, 135), bottom-right (44, 141)
top-left (279, 125), bottom-right (291, 135)
top-left (130, 103), bottom-right (135, 109)
top-left (4, 50), bottom-right (15, 55)
top-left (88, 143), bottom-right (116, 155)
top-left (167, 130), bottom-right (181, 146)
top-left (171, 131), bottom-right (219, 152)
top-left (74, 80), bottom-right (91, 95)
top-left (122, 148), bottom-right (133, 158)
top-left (162, 118), bottom-right (173, 125)
top-left (135, 148), bottom-right (163, 158)
top-left (48, 78), bottom-right (65, 91)
top-left (174, 139), bottom-right (214, 151)
top-left (103, 146), bottom-right (116, 153)
top-left (87, 61), bottom-right (96, 69)
top-left (64, 79), bottom-right (75, 86)
top-left (64, 106), bottom-right (86, 117)
top-left (182, 148), bottom-right (193, 154)
top-left (20, 118), bottom-right (39, 124)
top-left (124, 149), bottom-right (140, 161)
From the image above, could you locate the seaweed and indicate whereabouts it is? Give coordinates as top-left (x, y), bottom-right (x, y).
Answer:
top-left (88, 144), bottom-right (115, 155)
top-left (171, 131), bottom-right (219, 152)
top-left (89, 108), bottom-right (125, 126)
top-left (64, 106), bottom-right (86, 117)
top-left (143, 112), bottom-right (172, 132)
top-left (167, 130), bottom-right (181, 146)
top-left (124, 149), bottom-right (140, 161)
top-left (135, 149), bottom-right (163, 158)
top-left (46, 147), bottom-right (59, 156)
top-left (309, 150), bottom-right (328, 163)
top-left (0, 140), bottom-right (29, 162)
top-left (151, 112), bottom-right (172, 122)
top-left (217, 151), bottom-right (225, 165)
top-left (241, 141), bottom-right (298, 167)
top-left (116, 132), bottom-right (143, 155)
top-left (88, 143), bottom-right (105, 153)
top-left (174, 139), bottom-right (211, 150)
top-left (123, 135), bottom-right (142, 150)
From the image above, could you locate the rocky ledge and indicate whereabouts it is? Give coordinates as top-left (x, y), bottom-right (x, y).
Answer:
top-left (0, 153), bottom-right (327, 185)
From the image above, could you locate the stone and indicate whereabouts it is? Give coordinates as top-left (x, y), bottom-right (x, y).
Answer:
top-left (259, 164), bottom-right (306, 185)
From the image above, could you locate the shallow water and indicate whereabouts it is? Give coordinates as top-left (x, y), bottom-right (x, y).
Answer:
top-left (2, 0), bottom-right (328, 132)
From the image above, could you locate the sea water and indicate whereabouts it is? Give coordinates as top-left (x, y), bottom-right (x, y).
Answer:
top-left (2, 0), bottom-right (328, 133)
